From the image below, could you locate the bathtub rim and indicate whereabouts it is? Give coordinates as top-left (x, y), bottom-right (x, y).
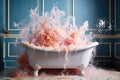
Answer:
top-left (21, 41), bottom-right (98, 52)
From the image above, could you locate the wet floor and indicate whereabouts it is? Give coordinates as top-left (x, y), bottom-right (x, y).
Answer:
top-left (0, 67), bottom-right (120, 80)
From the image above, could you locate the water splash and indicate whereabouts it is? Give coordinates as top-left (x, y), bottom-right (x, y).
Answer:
top-left (96, 19), bottom-right (112, 33)
top-left (14, 6), bottom-right (91, 52)
top-left (14, 6), bottom-right (93, 72)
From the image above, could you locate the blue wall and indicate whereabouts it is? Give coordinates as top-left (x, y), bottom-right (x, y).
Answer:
top-left (0, 0), bottom-right (4, 70)
top-left (0, 0), bottom-right (120, 68)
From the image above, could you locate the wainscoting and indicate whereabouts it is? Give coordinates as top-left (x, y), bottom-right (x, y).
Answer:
top-left (0, 0), bottom-right (120, 70)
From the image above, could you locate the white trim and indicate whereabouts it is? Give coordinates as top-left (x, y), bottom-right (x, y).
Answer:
top-left (37, 0), bottom-right (39, 14)
top-left (72, 0), bottom-right (74, 17)
top-left (2, 33), bottom-right (120, 38)
top-left (7, 0), bottom-right (24, 31)
top-left (3, 41), bottom-right (5, 58)
top-left (42, 0), bottom-right (44, 15)
top-left (8, 42), bottom-right (19, 57)
top-left (4, 60), bottom-right (17, 68)
top-left (5, 66), bottom-right (16, 68)
top-left (8, 0), bottom-right (10, 30)
top-left (67, 0), bottom-right (69, 16)
top-left (3, 0), bottom-right (6, 29)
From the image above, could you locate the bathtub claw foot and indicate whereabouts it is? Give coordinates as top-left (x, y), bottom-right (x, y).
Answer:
top-left (77, 64), bottom-right (85, 76)
top-left (34, 70), bottom-right (39, 76)
top-left (80, 70), bottom-right (85, 76)
top-left (33, 64), bottom-right (41, 76)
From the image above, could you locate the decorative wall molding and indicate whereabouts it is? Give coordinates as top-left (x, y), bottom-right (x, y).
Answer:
top-left (7, 0), bottom-right (38, 31)
top-left (1, 33), bottom-right (120, 38)
top-left (3, 0), bottom-right (6, 29)
top-left (72, 0), bottom-right (74, 17)
top-left (96, 42), bottom-right (111, 57)
top-left (93, 34), bottom-right (120, 38)
top-left (5, 0), bottom-right (112, 31)
top-left (2, 0), bottom-right (120, 68)
top-left (36, 0), bottom-right (39, 13)
top-left (73, 0), bottom-right (111, 31)
top-left (3, 41), bottom-right (5, 58)
top-left (114, 0), bottom-right (120, 30)
top-left (3, 60), bottom-right (17, 68)
top-left (42, 0), bottom-right (44, 15)
top-left (42, 0), bottom-right (70, 16)
top-left (114, 42), bottom-right (120, 58)
top-left (8, 42), bottom-right (19, 57)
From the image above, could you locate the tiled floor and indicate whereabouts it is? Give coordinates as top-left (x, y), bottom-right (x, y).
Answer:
top-left (0, 66), bottom-right (120, 80)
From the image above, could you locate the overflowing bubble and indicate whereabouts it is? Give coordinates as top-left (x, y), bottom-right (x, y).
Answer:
top-left (14, 6), bottom-right (112, 71)
top-left (95, 19), bottom-right (112, 34)
top-left (14, 6), bottom-right (93, 51)
top-left (14, 6), bottom-right (96, 71)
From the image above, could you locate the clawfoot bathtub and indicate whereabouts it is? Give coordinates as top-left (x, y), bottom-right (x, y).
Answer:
top-left (21, 41), bottom-right (98, 76)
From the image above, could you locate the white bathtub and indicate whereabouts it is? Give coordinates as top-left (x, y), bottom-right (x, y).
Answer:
top-left (21, 41), bottom-right (98, 76)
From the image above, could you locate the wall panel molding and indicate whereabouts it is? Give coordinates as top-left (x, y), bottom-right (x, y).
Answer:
top-left (4, 60), bottom-right (17, 68)
top-left (42, 0), bottom-right (44, 15)
top-left (114, 42), bottom-right (120, 58)
top-left (2, 0), bottom-right (119, 68)
top-left (43, 0), bottom-right (69, 16)
top-left (2, 34), bottom-right (120, 38)
top-left (114, 0), bottom-right (120, 30)
top-left (73, 0), bottom-right (111, 31)
top-left (3, 41), bottom-right (5, 58)
top-left (96, 42), bottom-right (111, 57)
top-left (7, 0), bottom-right (37, 31)
top-left (8, 42), bottom-right (20, 57)
top-left (72, 0), bottom-right (75, 17)
top-left (3, 0), bottom-right (6, 29)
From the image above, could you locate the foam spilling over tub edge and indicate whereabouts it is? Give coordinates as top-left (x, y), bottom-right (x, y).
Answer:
top-left (21, 41), bottom-right (99, 52)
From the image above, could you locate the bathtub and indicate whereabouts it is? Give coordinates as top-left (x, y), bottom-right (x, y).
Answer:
top-left (21, 41), bottom-right (98, 76)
